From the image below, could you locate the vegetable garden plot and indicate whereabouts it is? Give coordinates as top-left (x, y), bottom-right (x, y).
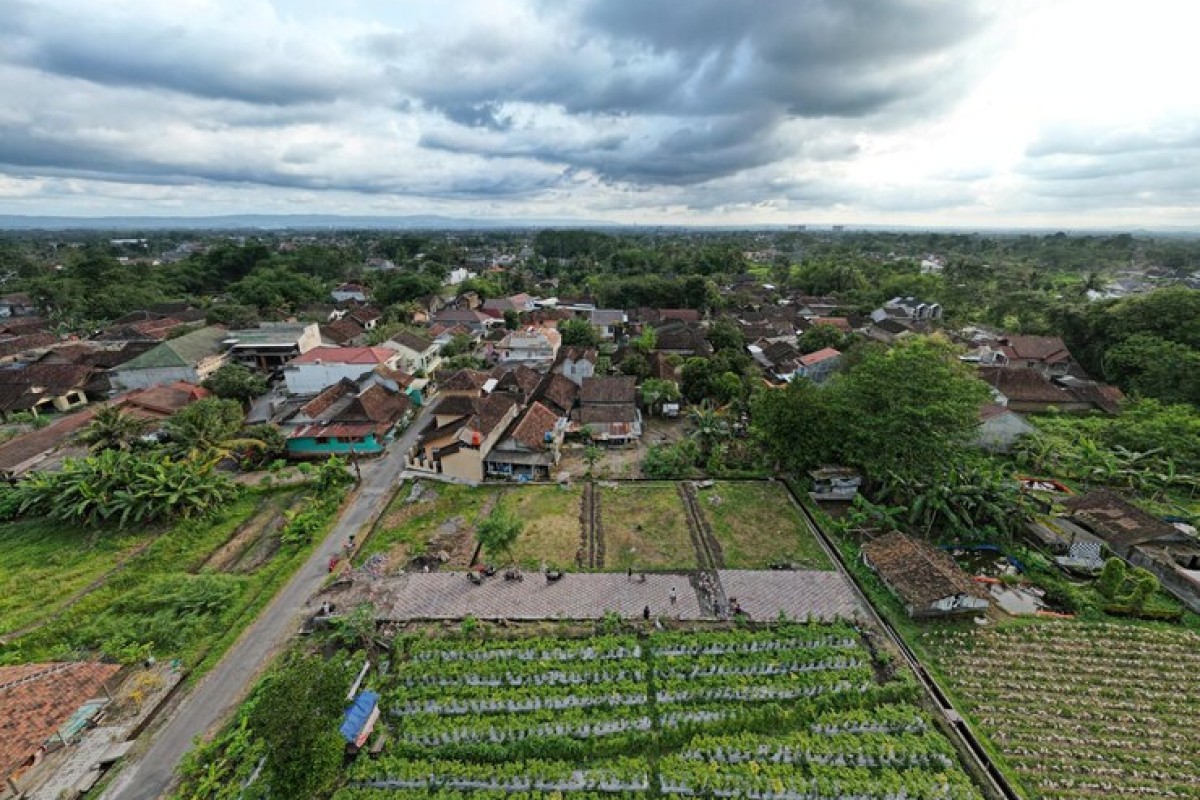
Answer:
top-left (344, 625), bottom-right (983, 799)
top-left (924, 622), bottom-right (1200, 800)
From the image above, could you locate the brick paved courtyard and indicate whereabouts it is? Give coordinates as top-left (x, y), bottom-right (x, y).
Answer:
top-left (332, 568), bottom-right (863, 622)
top-left (719, 570), bottom-right (865, 622)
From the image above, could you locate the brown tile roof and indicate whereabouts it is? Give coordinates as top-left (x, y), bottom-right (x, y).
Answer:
top-left (116, 381), bottom-right (211, 420)
top-left (321, 319), bottom-right (365, 346)
top-left (0, 318), bottom-right (49, 336)
top-left (439, 368), bottom-right (490, 392)
top-left (33, 344), bottom-right (96, 364)
top-left (760, 341), bottom-right (800, 366)
top-left (80, 342), bottom-right (157, 369)
top-left (558, 346), bottom-right (597, 363)
top-left (6, 363), bottom-right (96, 393)
top-left (799, 347), bottom-right (840, 366)
top-left (581, 376), bottom-right (637, 405)
top-left (540, 373), bottom-right (579, 416)
top-left (348, 307), bottom-right (383, 325)
top-left (389, 330), bottom-right (435, 353)
top-left (299, 379), bottom-right (357, 418)
top-left (509, 402), bottom-right (559, 451)
top-left (0, 333), bottom-right (59, 359)
top-left (0, 406), bottom-right (100, 475)
top-left (978, 367), bottom-right (1075, 404)
top-left (500, 365), bottom-right (542, 395)
top-left (0, 661), bottom-right (122, 782)
top-left (1062, 490), bottom-right (1183, 554)
top-left (342, 384), bottom-right (411, 425)
top-left (579, 405), bottom-right (638, 424)
top-left (659, 309), bottom-right (701, 323)
top-left (861, 532), bottom-right (988, 609)
top-left (432, 394), bottom-right (478, 419)
top-left (475, 392), bottom-right (518, 436)
top-left (1001, 335), bottom-right (1072, 364)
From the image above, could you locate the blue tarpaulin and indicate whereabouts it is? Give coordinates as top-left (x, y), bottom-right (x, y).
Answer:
top-left (339, 691), bottom-right (379, 742)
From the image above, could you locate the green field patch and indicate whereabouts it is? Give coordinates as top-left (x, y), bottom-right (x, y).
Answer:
top-left (600, 483), bottom-right (695, 571)
top-left (700, 481), bottom-right (833, 570)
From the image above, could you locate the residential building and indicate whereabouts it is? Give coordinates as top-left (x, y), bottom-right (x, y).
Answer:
top-left (1063, 491), bottom-right (1200, 613)
top-left (283, 346), bottom-right (402, 395)
top-left (384, 330), bottom-right (442, 375)
top-left (223, 323), bottom-right (321, 371)
top-left (430, 308), bottom-right (493, 334)
top-left (331, 282), bottom-right (369, 303)
top-left (0, 661), bottom-right (122, 793)
top-left (0, 333), bottom-right (60, 365)
top-left (555, 346), bottom-right (597, 386)
top-left (484, 401), bottom-right (566, 480)
top-left (0, 363), bottom-right (96, 417)
top-left (445, 267), bottom-right (475, 285)
top-left (978, 367), bottom-right (1123, 414)
top-left (0, 292), bottom-right (36, 318)
top-left (115, 380), bottom-right (211, 422)
top-left (576, 376), bottom-right (642, 444)
top-left (321, 319), bottom-right (366, 346)
top-left (407, 391), bottom-right (521, 483)
top-left (883, 296), bottom-right (943, 321)
top-left (809, 467), bottom-right (862, 501)
top-left (111, 326), bottom-right (230, 390)
top-left (654, 321), bottom-right (712, 356)
top-left (282, 379), bottom-right (412, 458)
top-left (861, 532), bottom-right (990, 618)
top-left (795, 347), bottom-right (842, 384)
top-left (995, 335), bottom-right (1074, 377)
top-left (588, 309), bottom-right (625, 339)
top-left (494, 326), bottom-right (561, 367)
top-left (347, 307), bottom-right (382, 331)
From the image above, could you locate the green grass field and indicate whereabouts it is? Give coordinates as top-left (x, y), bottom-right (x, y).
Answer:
top-left (700, 481), bottom-right (833, 570)
top-left (502, 485), bottom-right (583, 570)
top-left (0, 486), bottom-right (338, 671)
top-left (600, 482), bottom-right (696, 570)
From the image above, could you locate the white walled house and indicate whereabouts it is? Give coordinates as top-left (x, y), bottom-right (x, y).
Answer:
top-left (284, 346), bottom-right (402, 395)
top-left (383, 330), bottom-right (442, 375)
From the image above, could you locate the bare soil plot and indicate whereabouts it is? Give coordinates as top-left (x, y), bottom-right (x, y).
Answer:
top-left (698, 481), bottom-right (833, 570)
top-left (600, 482), bottom-right (696, 571)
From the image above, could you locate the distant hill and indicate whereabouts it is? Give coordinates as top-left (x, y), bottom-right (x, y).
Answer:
top-left (0, 214), bottom-right (615, 232)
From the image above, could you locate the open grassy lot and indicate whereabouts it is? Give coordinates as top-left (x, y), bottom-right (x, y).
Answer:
top-left (699, 481), bottom-right (833, 570)
top-left (358, 482), bottom-right (496, 570)
top-left (0, 486), bottom-right (337, 671)
top-left (600, 482), bottom-right (695, 570)
top-left (0, 522), bottom-right (145, 637)
top-left (362, 482), bottom-right (584, 571)
top-left (502, 484), bottom-right (582, 570)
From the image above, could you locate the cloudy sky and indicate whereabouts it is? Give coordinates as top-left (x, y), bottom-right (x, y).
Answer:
top-left (1, 0), bottom-right (1197, 226)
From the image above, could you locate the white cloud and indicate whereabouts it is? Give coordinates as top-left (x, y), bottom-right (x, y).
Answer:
top-left (0, 0), bottom-right (1197, 226)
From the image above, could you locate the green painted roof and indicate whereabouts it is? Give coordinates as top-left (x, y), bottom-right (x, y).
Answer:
top-left (117, 326), bottom-right (228, 370)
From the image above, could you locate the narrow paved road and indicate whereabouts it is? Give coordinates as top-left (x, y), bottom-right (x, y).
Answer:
top-left (103, 403), bottom-right (435, 800)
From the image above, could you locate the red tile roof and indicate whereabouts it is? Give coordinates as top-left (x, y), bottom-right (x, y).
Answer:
top-left (0, 661), bottom-right (122, 782)
top-left (115, 381), bottom-right (210, 420)
top-left (799, 347), bottom-right (841, 366)
top-left (1000, 335), bottom-right (1072, 364)
top-left (509, 402), bottom-right (559, 451)
top-left (291, 346), bottom-right (394, 365)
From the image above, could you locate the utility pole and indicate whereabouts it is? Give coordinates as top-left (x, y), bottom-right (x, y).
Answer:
top-left (348, 445), bottom-right (362, 485)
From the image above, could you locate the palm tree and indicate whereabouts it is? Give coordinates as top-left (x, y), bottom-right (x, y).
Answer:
top-left (162, 397), bottom-right (266, 465)
top-left (78, 406), bottom-right (149, 452)
top-left (687, 401), bottom-right (731, 461)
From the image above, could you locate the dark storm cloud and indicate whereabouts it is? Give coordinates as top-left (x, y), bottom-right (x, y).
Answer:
top-left (411, 0), bottom-right (991, 185)
top-left (1, 1), bottom-right (350, 105)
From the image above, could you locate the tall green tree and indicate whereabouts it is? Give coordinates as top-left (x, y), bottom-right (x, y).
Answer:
top-left (833, 337), bottom-right (989, 480)
top-left (477, 506), bottom-right (523, 564)
top-left (559, 318), bottom-right (600, 347)
top-left (202, 364), bottom-right (269, 406)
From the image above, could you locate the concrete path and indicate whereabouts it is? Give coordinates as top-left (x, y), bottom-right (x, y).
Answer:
top-left (102, 404), bottom-right (435, 800)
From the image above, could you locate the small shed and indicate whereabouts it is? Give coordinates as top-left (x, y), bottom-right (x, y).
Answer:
top-left (809, 467), bottom-right (862, 501)
top-left (861, 532), bottom-right (990, 619)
